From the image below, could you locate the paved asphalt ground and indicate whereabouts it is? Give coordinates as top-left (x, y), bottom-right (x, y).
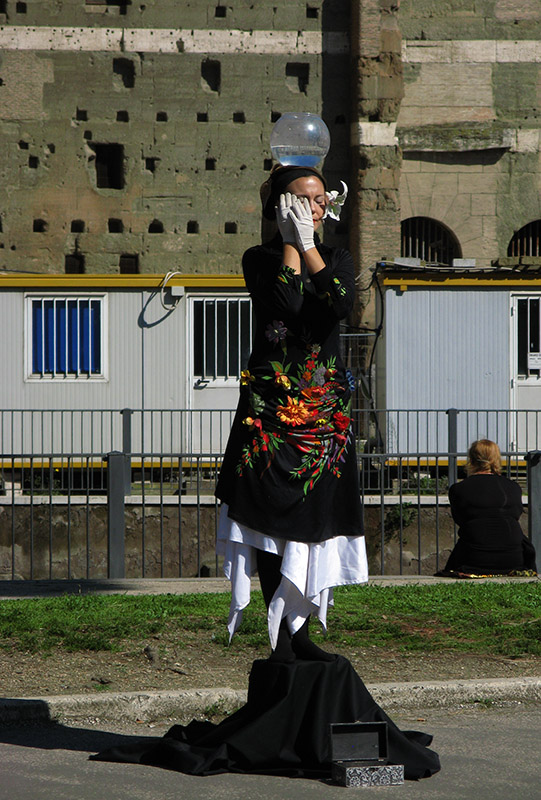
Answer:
top-left (1, 706), bottom-right (540, 800)
top-left (1, 577), bottom-right (539, 799)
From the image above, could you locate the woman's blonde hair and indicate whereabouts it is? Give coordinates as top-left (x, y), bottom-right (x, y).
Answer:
top-left (466, 439), bottom-right (501, 476)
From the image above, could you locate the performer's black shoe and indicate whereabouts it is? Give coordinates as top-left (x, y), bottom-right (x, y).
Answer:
top-left (291, 618), bottom-right (336, 662)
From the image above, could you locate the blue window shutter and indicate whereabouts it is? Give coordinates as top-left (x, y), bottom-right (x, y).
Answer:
top-left (55, 300), bottom-right (66, 374)
top-left (44, 300), bottom-right (54, 373)
top-left (68, 300), bottom-right (78, 373)
top-left (31, 296), bottom-right (102, 378)
top-left (79, 300), bottom-right (90, 374)
top-left (32, 301), bottom-right (43, 374)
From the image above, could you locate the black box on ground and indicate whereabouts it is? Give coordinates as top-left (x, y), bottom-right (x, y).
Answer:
top-left (329, 722), bottom-right (404, 788)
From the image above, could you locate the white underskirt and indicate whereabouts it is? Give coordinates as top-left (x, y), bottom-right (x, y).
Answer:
top-left (216, 504), bottom-right (368, 649)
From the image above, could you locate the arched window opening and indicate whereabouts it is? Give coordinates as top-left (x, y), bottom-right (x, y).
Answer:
top-left (401, 217), bottom-right (461, 265)
top-left (508, 220), bottom-right (541, 257)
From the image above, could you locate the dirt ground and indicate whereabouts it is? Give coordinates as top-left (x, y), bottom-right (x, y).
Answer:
top-left (2, 629), bottom-right (540, 698)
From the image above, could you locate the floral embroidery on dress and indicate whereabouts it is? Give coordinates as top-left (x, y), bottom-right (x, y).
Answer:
top-left (276, 396), bottom-right (311, 426)
top-left (236, 342), bottom-right (353, 495)
top-left (265, 320), bottom-right (288, 344)
top-left (332, 276), bottom-right (347, 297)
top-left (277, 263), bottom-right (299, 285)
top-left (240, 369), bottom-right (255, 386)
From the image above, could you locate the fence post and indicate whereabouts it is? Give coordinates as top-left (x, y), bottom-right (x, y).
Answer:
top-left (527, 451), bottom-right (541, 560)
top-left (107, 450), bottom-right (129, 578)
top-left (121, 408), bottom-right (133, 497)
top-left (446, 408), bottom-right (458, 487)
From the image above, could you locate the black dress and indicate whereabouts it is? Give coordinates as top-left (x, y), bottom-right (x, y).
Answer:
top-left (444, 474), bottom-right (537, 573)
top-left (215, 234), bottom-right (363, 544)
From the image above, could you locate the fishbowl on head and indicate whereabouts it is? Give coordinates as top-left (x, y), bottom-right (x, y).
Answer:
top-left (270, 112), bottom-right (330, 167)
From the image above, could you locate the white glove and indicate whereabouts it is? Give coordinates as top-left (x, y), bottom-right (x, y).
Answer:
top-left (289, 196), bottom-right (316, 252)
top-left (275, 192), bottom-right (296, 244)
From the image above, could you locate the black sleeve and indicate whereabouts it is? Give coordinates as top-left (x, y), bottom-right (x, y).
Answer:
top-left (521, 536), bottom-right (538, 572)
top-left (242, 247), bottom-right (304, 317)
top-left (448, 482), bottom-right (466, 527)
top-left (309, 248), bottom-right (356, 321)
top-left (505, 479), bottom-right (524, 520)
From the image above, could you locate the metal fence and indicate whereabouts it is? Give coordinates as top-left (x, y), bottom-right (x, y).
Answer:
top-left (1, 408), bottom-right (540, 581)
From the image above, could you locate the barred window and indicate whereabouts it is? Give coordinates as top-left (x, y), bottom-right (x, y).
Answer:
top-left (517, 296), bottom-right (541, 378)
top-left (401, 217), bottom-right (461, 265)
top-left (27, 296), bottom-right (105, 379)
top-left (508, 220), bottom-right (541, 257)
top-left (192, 296), bottom-right (253, 380)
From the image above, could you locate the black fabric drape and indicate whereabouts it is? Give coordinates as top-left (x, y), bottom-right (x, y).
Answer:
top-left (91, 656), bottom-right (440, 781)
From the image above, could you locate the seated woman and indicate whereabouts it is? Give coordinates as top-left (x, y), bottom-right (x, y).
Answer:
top-left (441, 439), bottom-right (537, 575)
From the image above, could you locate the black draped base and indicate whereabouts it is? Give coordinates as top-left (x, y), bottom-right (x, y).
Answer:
top-left (91, 656), bottom-right (440, 781)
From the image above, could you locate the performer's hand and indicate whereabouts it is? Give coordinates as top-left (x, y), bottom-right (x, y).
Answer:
top-left (275, 192), bottom-right (297, 245)
top-left (289, 196), bottom-right (316, 252)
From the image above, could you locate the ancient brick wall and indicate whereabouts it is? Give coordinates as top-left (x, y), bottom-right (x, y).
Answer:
top-left (0, 1), bottom-right (351, 275)
top-left (398, 0), bottom-right (541, 264)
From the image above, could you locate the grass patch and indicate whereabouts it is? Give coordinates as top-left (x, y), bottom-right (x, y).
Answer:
top-left (0, 583), bottom-right (539, 659)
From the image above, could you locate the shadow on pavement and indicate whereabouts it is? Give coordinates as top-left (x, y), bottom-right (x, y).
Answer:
top-left (0, 716), bottom-right (155, 754)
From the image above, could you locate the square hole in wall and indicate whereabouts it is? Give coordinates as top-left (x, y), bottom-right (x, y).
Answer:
top-left (28, 156), bottom-right (39, 168)
top-left (286, 63), bottom-right (310, 94)
top-left (201, 59), bottom-right (221, 93)
top-left (76, 108), bottom-right (88, 121)
top-left (116, 110), bottom-right (129, 122)
top-left (233, 112), bottom-right (246, 123)
top-left (33, 219), bottom-right (48, 232)
top-left (119, 254), bottom-right (139, 273)
top-left (83, 130), bottom-right (93, 140)
top-left (46, 143), bottom-right (56, 154)
top-left (148, 219), bottom-right (164, 233)
top-left (18, 140), bottom-right (29, 150)
top-left (65, 253), bottom-right (85, 274)
top-left (263, 158), bottom-right (273, 171)
top-left (205, 158), bottom-right (216, 171)
top-left (16, 2), bottom-right (27, 12)
top-left (215, 5), bottom-right (226, 17)
top-left (108, 218), bottom-right (124, 233)
top-left (224, 222), bottom-right (237, 234)
top-left (145, 157), bottom-right (158, 172)
top-left (71, 219), bottom-right (85, 233)
top-left (197, 112), bottom-right (208, 122)
top-left (187, 221), bottom-right (199, 234)
top-left (270, 111), bottom-right (281, 123)
top-left (306, 5), bottom-right (318, 18)
top-left (91, 143), bottom-right (124, 189)
top-left (156, 111), bottom-right (168, 122)
top-left (113, 57), bottom-right (135, 88)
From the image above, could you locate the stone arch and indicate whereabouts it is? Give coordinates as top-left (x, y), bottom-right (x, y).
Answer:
top-left (401, 216), bottom-right (461, 265)
top-left (507, 219), bottom-right (541, 257)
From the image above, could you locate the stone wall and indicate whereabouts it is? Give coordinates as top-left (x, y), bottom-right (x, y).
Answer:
top-left (0, 1), bottom-right (351, 275)
top-left (398, 2), bottom-right (541, 264)
top-left (0, 501), bottom-right (218, 579)
top-left (2, 497), bottom-right (521, 579)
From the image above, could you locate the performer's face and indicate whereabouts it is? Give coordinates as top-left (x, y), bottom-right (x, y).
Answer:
top-left (285, 176), bottom-right (327, 230)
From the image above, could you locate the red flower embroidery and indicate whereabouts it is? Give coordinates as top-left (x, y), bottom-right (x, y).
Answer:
top-left (333, 412), bottom-right (350, 433)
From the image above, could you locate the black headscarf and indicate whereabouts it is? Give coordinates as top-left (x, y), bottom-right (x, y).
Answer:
top-left (260, 165), bottom-right (327, 220)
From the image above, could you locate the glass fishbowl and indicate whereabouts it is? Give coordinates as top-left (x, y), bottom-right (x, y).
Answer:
top-left (270, 112), bottom-right (330, 167)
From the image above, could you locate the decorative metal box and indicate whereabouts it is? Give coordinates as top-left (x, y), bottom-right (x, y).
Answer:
top-left (329, 722), bottom-right (404, 788)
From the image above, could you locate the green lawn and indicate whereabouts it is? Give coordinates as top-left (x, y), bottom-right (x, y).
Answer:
top-left (0, 582), bottom-right (539, 658)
